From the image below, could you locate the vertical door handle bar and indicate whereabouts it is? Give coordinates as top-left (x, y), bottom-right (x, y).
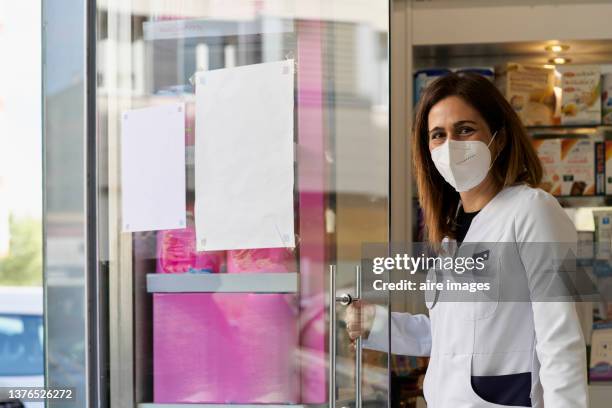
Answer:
top-left (354, 264), bottom-right (362, 408)
top-left (329, 264), bottom-right (337, 408)
top-left (329, 264), bottom-right (363, 408)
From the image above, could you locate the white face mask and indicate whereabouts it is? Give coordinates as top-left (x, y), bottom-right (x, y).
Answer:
top-left (431, 131), bottom-right (497, 192)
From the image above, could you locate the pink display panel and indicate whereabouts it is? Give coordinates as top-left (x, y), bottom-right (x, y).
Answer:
top-left (154, 293), bottom-right (299, 403)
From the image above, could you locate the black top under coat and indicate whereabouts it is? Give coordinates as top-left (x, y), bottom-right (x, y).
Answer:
top-left (454, 206), bottom-right (480, 244)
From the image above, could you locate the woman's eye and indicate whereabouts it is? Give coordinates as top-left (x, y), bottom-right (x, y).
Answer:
top-left (457, 127), bottom-right (474, 135)
top-left (430, 132), bottom-right (444, 140)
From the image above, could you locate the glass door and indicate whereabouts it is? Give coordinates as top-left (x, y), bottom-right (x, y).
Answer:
top-left (95, 1), bottom-right (391, 408)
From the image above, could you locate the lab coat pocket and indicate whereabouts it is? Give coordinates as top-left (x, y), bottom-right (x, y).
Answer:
top-left (466, 354), bottom-right (532, 407)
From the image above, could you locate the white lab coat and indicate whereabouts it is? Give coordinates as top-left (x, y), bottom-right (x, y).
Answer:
top-left (363, 184), bottom-right (588, 407)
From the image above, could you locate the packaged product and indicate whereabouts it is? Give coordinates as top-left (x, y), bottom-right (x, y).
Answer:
top-left (590, 322), bottom-right (612, 382)
top-left (594, 280), bottom-right (612, 322)
top-left (453, 67), bottom-right (495, 81)
top-left (577, 230), bottom-right (595, 267)
top-left (532, 138), bottom-right (562, 195)
top-left (596, 127), bottom-right (612, 194)
top-left (606, 140), bottom-right (612, 195)
top-left (226, 248), bottom-right (296, 273)
top-left (533, 137), bottom-right (605, 196)
top-left (495, 63), bottom-right (556, 126)
top-left (156, 227), bottom-right (226, 274)
top-left (593, 209), bottom-right (612, 277)
top-left (413, 67), bottom-right (496, 105)
top-left (559, 65), bottom-right (601, 125)
top-left (156, 207), bottom-right (226, 273)
top-left (414, 68), bottom-right (451, 105)
top-left (603, 73), bottom-right (612, 125)
top-left (596, 138), bottom-right (606, 195)
top-left (559, 138), bottom-right (604, 196)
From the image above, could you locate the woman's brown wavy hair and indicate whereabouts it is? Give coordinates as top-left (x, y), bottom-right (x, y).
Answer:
top-left (412, 72), bottom-right (543, 244)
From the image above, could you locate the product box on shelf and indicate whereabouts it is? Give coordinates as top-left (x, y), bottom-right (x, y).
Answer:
top-left (590, 321), bottom-right (612, 382)
top-left (603, 73), bottom-right (612, 125)
top-left (596, 138), bottom-right (606, 195)
top-left (593, 209), bottom-right (612, 277)
top-left (606, 140), bottom-right (612, 195)
top-left (595, 289), bottom-right (612, 323)
top-left (495, 63), bottom-right (557, 126)
top-left (156, 206), bottom-right (226, 274)
top-left (533, 137), bottom-right (605, 196)
top-left (413, 67), bottom-right (495, 105)
top-left (560, 138), bottom-right (604, 196)
top-left (577, 230), bottom-right (595, 267)
top-left (559, 65), bottom-right (602, 125)
top-left (532, 138), bottom-right (562, 195)
top-left (414, 68), bottom-right (451, 105)
top-left (453, 66), bottom-right (495, 81)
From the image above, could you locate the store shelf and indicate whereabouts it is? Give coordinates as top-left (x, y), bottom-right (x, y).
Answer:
top-left (147, 272), bottom-right (298, 294)
top-left (139, 404), bottom-right (326, 408)
top-left (557, 196), bottom-right (612, 208)
top-left (527, 125), bottom-right (612, 138)
top-left (527, 125), bottom-right (604, 130)
top-left (528, 128), bottom-right (601, 139)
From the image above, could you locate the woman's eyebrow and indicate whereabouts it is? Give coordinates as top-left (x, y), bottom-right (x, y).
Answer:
top-left (428, 126), bottom-right (444, 135)
top-left (453, 120), bottom-right (477, 127)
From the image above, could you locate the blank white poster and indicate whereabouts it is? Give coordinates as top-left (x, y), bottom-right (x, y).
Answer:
top-left (121, 103), bottom-right (186, 232)
top-left (195, 60), bottom-right (295, 251)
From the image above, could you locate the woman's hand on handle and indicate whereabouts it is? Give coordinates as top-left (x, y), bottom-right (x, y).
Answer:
top-left (344, 300), bottom-right (376, 342)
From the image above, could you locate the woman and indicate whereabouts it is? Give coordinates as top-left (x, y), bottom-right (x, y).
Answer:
top-left (346, 73), bottom-right (588, 407)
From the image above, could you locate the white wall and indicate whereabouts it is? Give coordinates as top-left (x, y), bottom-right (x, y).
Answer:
top-left (412, 1), bottom-right (612, 45)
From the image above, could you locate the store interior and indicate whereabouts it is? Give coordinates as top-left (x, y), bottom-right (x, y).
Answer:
top-left (408, 41), bottom-right (612, 407)
top-left (403, 2), bottom-right (612, 406)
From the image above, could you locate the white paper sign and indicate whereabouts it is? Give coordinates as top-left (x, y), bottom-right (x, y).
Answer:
top-left (121, 103), bottom-right (186, 232)
top-left (195, 60), bottom-right (295, 251)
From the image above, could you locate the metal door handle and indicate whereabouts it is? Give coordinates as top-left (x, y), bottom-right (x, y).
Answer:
top-left (329, 265), bottom-right (363, 408)
top-left (329, 265), bottom-right (337, 408)
top-left (354, 265), bottom-right (363, 408)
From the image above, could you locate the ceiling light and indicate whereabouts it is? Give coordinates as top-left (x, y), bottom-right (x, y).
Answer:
top-left (545, 44), bottom-right (569, 52)
top-left (549, 57), bottom-right (571, 65)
